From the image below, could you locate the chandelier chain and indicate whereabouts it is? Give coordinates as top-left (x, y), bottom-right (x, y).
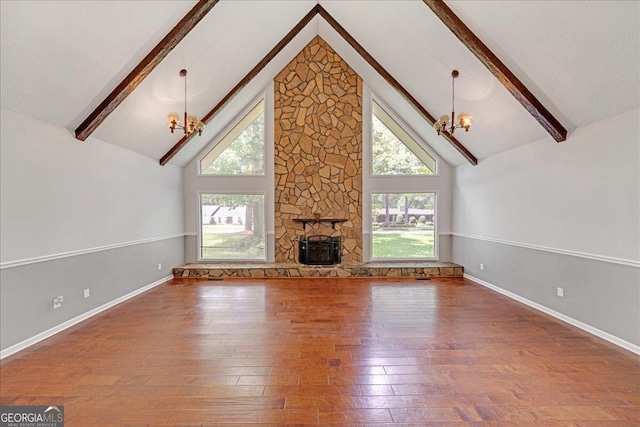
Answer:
top-left (184, 71), bottom-right (188, 119)
top-left (451, 72), bottom-right (455, 120)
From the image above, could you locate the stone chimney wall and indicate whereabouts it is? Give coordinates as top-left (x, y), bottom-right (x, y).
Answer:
top-left (274, 36), bottom-right (362, 263)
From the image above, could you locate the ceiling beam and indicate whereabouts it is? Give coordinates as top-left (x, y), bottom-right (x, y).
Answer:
top-left (161, 4), bottom-right (478, 166)
top-left (317, 5), bottom-right (477, 166)
top-left (160, 5), bottom-right (320, 166)
top-left (424, 0), bottom-right (567, 142)
top-left (74, 0), bottom-right (219, 142)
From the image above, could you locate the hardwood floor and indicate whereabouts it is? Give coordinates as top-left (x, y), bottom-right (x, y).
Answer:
top-left (1, 277), bottom-right (638, 426)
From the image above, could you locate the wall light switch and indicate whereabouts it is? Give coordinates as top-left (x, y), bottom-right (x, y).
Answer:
top-left (158, 263), bottom-right (162, 270)
top-left (480, 264), bottom-right (484, 270)
top-left (84, 289), bottom-right (90, 299)
top-left (557, 287), bottom-right (564, 297)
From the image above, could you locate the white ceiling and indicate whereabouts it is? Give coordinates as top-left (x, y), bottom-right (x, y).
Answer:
top-left (1, 1), bottom-right (638, 167)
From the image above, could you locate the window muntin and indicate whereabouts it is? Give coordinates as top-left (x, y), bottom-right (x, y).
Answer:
top-left (200, 193), bottom-right (266, 260)
top-left (200, 100), bottom-right (265, 175)
top-left (371, 192), bottom-right (436, 259)
top-left (371, 101), bottom-right (436, 175)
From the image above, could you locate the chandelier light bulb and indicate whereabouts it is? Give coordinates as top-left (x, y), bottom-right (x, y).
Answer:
top-left (458, 113), bottom-right (473, 131)
top-left (187, 114), bottom-right (198, 126)
top-left (167, 112), bottom-right (180, 131)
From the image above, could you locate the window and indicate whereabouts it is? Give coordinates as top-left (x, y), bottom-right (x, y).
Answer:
top-left (200, 100), bottom-right (265, 175)
top-left (371, 193), bottom-right (436, 259)
top-left (365, 94), bottom-right (441, 262)
top-left (371, 101), bottom-right (436, 175)
top-left (200, 193), bottom-right (266, 260)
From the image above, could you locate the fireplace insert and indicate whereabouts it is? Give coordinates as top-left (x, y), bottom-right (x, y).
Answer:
top-left (298, 235), bottom-right (341, 265)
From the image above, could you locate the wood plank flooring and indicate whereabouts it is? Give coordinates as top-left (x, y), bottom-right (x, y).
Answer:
top-left (1, 277), bottom-right (638, 426)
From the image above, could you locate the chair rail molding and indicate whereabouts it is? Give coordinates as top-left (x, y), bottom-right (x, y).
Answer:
top-left (0, 234), bottom-right (187, 270)
top-left (452, 232), bottom-right (639, 268)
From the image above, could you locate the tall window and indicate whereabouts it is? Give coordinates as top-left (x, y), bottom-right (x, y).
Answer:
top-left (371, 101), bottom-right (436, 175)
top-left (200, 193), bottom-right (265, 260)
top-left (200, 100), bottom-right (265, 175)
top-left (367, 95), bottom-right (439, 261)
top-left (371, 193), bottom-right (436, 259)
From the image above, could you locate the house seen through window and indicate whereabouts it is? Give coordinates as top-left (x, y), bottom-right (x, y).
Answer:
top-left (200, 193), bottom-right (265, 260)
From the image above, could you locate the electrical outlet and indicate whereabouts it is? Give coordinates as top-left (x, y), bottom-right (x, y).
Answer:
top-left (480, 263), bottom-right (484, 270)
top-left (53, 296), bottom-right (63, 309)
top-left (158, 263), bottom-right (162, 270)
top-left (84, 289), bottom-right (90, 299)
top-left (557, 287), bottom-right (564, 297)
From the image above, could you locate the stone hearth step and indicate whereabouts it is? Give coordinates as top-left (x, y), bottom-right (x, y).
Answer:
top-left (172, 261), bottom-right (463, 279)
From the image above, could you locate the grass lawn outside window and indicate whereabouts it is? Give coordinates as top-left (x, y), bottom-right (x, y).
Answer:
top-left (371, 227), bottom-right (435, 259)
top-left (201, 224), bottom-right (265, 260)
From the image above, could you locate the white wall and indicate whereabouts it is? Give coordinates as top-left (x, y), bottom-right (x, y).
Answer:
top-left (0, 108), bottom-right (185, 354)
top-left (454, 108), bottom-right (639, 262)
top-left (1, 109), bottom-right (184, 264)
top-left (452, 108), bottom-right (640, 349)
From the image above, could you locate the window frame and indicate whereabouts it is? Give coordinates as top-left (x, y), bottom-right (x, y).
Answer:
top-left (369, 191), bottom-right (439, 261)
top-left (197, 190), bottom-right (267, 262)
top-left (197, 97), bottom-right (266, 177)
top-left (369, 97), bottom-right (439, 178)
top-left (363, 89), bottom-right (444, 262)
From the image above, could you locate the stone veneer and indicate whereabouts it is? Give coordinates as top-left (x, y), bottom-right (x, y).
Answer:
top-left (274, 36), bottom-right (362, 263)
top-left (173, 262), bottom-right (464, 279)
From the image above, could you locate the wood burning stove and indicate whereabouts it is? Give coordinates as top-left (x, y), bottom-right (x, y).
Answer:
top-left (298, 235), bottom-right (341, 265)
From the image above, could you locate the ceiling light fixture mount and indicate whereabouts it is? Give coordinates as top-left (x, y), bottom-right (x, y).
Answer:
top-left (167, 69), bottom-right (205, 136)
top-left (434, 69), bottom-right (473, 136)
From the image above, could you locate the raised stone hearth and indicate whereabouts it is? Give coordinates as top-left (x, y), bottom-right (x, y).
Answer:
top-left (173, 261), bottom-right (463, 279)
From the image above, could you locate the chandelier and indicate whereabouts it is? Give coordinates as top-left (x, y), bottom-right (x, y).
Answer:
top-left (167, 69), bottom-right (205, 136)
top-left (433, 70), bottom-right (473, 136)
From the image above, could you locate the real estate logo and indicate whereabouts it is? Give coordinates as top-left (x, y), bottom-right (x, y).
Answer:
top-left (0, 405), bottom-right (64, 427)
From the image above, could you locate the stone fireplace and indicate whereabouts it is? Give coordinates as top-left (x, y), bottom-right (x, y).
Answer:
top-left (274, 36), bottom-right (362, 264)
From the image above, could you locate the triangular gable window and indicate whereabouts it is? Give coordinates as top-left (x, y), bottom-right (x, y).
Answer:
top-left (372, 101), bottom-right (436, 175)
top-left (200, 99), bottom-right (265, 175)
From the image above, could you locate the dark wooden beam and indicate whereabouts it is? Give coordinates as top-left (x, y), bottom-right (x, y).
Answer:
top-left (74, 0), bottom-right (219, 141)
top-left (159, 5), bottom-right (320, 166)
top-left (423, 0), bottom-right (567, 142)
top-left (317, 5), bottom-right (477, 165)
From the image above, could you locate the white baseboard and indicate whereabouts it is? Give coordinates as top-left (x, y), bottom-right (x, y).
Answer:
top-left (464, 274), bottom-right (640, 355)
top-left (0, 275), bottom-right (172, 359)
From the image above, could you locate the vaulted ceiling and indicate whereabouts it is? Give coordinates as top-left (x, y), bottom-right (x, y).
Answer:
top-left (1, 1), bottom-right (638, 167)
